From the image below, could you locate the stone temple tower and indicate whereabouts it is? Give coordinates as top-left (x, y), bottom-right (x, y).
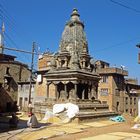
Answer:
top-left (58, 8), bottom-right (90, 71)
top-left (45, 9), bottom-right (100, 103)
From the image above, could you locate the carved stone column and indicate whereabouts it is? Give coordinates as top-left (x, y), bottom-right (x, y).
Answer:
top-left (82, 89), bottom-right (85, 100)
top-left (55, 84), bottom-right (58, 100)
top-left (74, 83), bottom-right (79, 100)
top-left (91, 84), bottom-right (96, 99)
top-left (64, 84), bottom-right (67, 99)
top-left (88, 86), bottom-right (91, 100)
top-left (53, 81), bottom-right (59, 100)
top-left (46, 83), bottom-right (49, 98)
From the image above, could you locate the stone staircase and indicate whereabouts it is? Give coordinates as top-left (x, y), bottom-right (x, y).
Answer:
top-left (75, 100), bottom-right (118, 122)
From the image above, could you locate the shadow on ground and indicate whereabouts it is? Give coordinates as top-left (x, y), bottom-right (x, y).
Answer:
top-left (0, 117), bottom-right (51, 133)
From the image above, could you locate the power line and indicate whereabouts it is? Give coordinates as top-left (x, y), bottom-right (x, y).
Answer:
top-left (110, 0), bottom-right (140, 14)
top-left (94, 36), bottom-right (139, 53)
top-left (0, 3), bottom-right (16, 27)
top-left (4, 46), bottom-right (39, 55)
top-left (0, 2), bottom-right (33, 51)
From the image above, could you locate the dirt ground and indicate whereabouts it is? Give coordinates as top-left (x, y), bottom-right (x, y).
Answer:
top-left (0, 113), bottom-right (140, 140)
top-left (49, 122), bottom-right (139, 140)
top-left (49, 115), bottom-right (140, 140)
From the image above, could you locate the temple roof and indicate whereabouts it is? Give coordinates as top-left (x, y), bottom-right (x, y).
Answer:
top-left (59, 9), bottom-right (88, 55)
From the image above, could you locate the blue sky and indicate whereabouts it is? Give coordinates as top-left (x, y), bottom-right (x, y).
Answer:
top-left (0, 0), bottom-right (140, 83)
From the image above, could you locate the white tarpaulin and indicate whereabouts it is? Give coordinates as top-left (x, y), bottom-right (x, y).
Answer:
top-left (53, 103), bottom-right (79, 119)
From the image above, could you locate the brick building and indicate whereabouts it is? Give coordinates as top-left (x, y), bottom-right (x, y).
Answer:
top-left (0, 53), bottom-right (31, 113)
top-left (35, 52), bottom-right (53, 102)
top-left (97, 60), bottom-right (140, 116)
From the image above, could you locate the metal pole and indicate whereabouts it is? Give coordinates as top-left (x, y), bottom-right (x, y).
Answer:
top-left (136, 44), bottom-right (140, 64)
top-left (136, 44), bottom-right (140, 118)
top-left (28, 42), bottom-right (35, 104)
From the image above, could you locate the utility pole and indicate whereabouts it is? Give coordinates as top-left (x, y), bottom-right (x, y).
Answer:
top-left (0, 22), bottom-right (5, 54)
top-left (28, 42), bottom-right (36, 104)
top-left (136, 44), bottom-right (140, 64)
top-left (136, 44), bottom-right (140, 120)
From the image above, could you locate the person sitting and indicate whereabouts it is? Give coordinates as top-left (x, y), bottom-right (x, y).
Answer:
top-left (9, 113), bottom-right (19, 128)
top-left (27, 113), bottom-right (39, 128)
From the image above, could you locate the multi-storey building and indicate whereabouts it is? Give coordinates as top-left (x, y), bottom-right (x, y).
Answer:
top-left (0, 24), bottom-right (31, 113)
top-left (97, 60), bottom-right (140, 116)
top-left (35, 52), bottom-right (53, 102)
top-left (0, 53), bottom-right (31, 113)
top-left (18, 81), bottom-right (36, 111)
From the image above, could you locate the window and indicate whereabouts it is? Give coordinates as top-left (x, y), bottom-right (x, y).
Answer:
top-left (6, 67), bottom-right (9, 74)
top-left (20, 85), bottom-right (23, 90)
top-left (125, 97), bottom-right (128, 105)
top-left (130, 97), bottom-right (132, 105)
top-left (24, 97), bottom-right (28, 108)
top-left (115, 76), bottom-right (122, 84)
top-left (115, 89), bottom-right (120, 96)
top-left (101, 76), bottom-right (108, 83)
top-left (100, 88), bottom-right (108, 96)
top-left (134, 98), bottom-right (136, 105)
top-left (25, 85), bottom-right (29, 90)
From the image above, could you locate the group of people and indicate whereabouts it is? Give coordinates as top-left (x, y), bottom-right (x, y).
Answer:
top-left (9, 102), bottom-right (38, 129)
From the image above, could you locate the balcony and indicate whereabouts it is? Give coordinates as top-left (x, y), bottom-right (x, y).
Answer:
top-left (98, 67), bottom-right (128, 76)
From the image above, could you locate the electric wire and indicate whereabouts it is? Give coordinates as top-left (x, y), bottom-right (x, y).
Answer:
top-left (94, 36), bottom-right (139, 52)
top-left (110, 0), bottom-right (140, 14)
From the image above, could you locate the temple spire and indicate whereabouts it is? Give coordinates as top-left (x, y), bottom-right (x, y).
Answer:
top-left (71, 8), bottom-right (80, 21)
top-left (0, 22), bottom-right (5, 54)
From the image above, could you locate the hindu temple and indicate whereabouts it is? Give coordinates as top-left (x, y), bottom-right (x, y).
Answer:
top-left (35, 9), bottom-right (117, 121)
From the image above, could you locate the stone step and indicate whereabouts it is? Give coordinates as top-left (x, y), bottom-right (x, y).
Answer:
top-left (76, 111), bottom-right (118, 122)
top-left (78, 104), bottom-right (108, 108)
top-left (78, 103), bottom-right (109, 111)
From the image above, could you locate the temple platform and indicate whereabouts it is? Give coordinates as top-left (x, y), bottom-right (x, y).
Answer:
top-left (34, 100), bottom-right (118, 123)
